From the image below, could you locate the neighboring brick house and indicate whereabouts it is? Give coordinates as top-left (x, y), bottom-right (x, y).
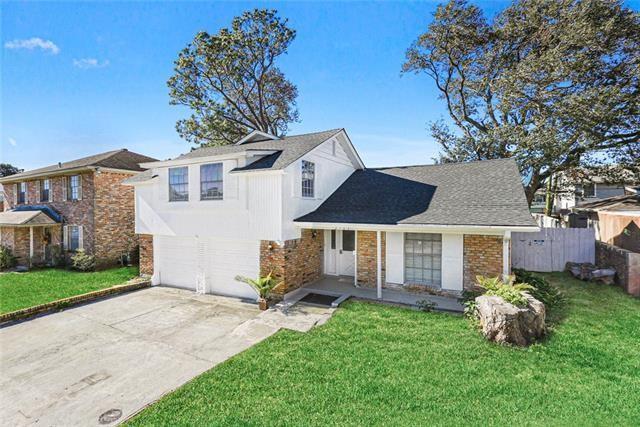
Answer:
top-left (125, 128), bottom-right (537, 302)
top-left (0, 149), bottom-right (157, 268)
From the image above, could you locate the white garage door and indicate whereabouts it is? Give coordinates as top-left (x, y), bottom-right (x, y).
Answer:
top-left (155, 236), bottom-right (259, 300)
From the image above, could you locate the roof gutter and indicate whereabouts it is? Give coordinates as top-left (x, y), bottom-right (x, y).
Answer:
top-left (0, 166), bottom-right (139, 184)
top-left (293, 221), bottom-right (540, 235)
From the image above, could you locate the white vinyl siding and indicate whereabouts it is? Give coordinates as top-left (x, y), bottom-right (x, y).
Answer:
top-left (404, 233), bottom-right (442, 287)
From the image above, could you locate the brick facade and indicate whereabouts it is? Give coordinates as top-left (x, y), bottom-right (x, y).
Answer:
top-left (2, 171), bottom-right (139, 268)
top-left (463, 234), bottom-right (504, 290)
top-left (94, 171), bottom-right (139, 266)
top-left (260, 229), bottom-right (323, 295)
top-left (139, 234), bottom-right (154, 276)
top-left (356, 230), bottom-right (385, 287)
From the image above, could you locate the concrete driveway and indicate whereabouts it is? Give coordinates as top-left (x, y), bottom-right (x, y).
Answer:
top-left (0, 287), bottom-right (281, 426)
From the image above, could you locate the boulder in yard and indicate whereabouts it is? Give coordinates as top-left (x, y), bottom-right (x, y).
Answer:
top-left (475, 293), bottom-right (545, 346)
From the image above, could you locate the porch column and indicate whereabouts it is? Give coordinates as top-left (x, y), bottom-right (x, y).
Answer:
top-left (376, 230), bottom-right (382, 299)
top-left (29, 226), bottom-right (34, 265)
top-left (502, 231), bottom-right (511, 278)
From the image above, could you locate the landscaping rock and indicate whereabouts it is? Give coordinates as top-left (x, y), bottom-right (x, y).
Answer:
top-left (475, 293), bottom-right (545, 346)
top-left (566, 261), bottom-right (616, 285)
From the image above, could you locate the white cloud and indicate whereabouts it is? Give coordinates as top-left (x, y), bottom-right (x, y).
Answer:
top-left (72, 58), bottom-right (110, 69)
top-left (8, 137), bottom-right (17, 147)
top-left (4, 37), bottom-right (60, 54)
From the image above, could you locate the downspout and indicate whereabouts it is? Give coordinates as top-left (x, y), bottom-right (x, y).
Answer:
top-left (376, 230), bottom-right (382, 299)
top-left (502, 230), bottom-right (511, 278)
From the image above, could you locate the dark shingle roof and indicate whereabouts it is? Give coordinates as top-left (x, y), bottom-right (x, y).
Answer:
top-left (176, 129), bottom-right (342, 173)
top-left (0, 149), bottom-right (158, 182)
top-left (295, 158), bottom-right (536, 228)
top-left (575, 194), bottom-right (640, 212)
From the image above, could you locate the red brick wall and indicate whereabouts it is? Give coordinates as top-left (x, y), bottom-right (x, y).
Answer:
top-left (356, 231), bottom-right (385, 287)
top-left (463, 234), bottom-right (504, 290)
top-left (139, 234), bottom-right (154, 276)
top-left (260, 229), bottom-right (323, 295)
top-left (93, 171), bottom-right (138, 267)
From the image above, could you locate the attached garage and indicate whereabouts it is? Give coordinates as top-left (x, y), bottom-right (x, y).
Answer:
top-left (154, 235), bottom-right (259, 300)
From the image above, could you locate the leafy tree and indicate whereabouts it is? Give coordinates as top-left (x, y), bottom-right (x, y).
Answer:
top-left (168, 9), bottom-right (299, 147)
top-left (403, 0), bottom-right (640, 204)
top-left (0, 163), bottom-right (22, 177)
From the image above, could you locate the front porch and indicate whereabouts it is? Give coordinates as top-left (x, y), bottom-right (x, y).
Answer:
top-left (284, 276), bottom-right (464, 313)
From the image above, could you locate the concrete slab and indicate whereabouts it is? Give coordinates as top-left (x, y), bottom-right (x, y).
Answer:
top-left (0, 287), bottom-right (280, 426)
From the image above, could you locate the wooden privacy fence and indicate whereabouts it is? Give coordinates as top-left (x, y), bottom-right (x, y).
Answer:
top-left (512, 228), bottom-right (595, 272)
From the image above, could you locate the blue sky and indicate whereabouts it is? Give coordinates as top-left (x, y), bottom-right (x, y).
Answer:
top-left (2, 1), bottom-right (636, 171)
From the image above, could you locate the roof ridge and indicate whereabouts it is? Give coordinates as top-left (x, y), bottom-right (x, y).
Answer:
top-left (281, 128), bottom-right (342, 139)
top-left (369, 158), bottom-right (514, 170)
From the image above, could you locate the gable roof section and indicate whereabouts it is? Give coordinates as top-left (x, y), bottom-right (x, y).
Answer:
top-left (0, 149), bottom-right (158, 183)
top-left (295, 158), bottom-right (536, 228)
top-left (171, 129), bottom-right (348, 172)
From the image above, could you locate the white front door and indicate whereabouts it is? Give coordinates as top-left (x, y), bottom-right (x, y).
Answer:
top-left (338, 230), bottom-right (356, 276)
top-left (324, 230), bottom-right (356, 277)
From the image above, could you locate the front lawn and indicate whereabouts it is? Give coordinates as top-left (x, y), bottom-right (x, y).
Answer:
top-left (0, 267), bottom-right (139, 314)
top-left (128, 273), bottom-right (640, 426)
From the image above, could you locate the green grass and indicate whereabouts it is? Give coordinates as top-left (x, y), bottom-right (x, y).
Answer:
top-left (0, 267), bottom-right (139, 314)
top-left (128, 273), bottom-right (640, 426)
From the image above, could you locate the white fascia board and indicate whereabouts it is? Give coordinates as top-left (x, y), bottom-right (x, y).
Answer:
top-left (139, 150), bottom-right (277, 169)
top-left (293, 222), bottom-right (540, 235)
top-left (338, 129), bottom-right (366, 169)
top-left (235, 130), bottom-right (279, 145)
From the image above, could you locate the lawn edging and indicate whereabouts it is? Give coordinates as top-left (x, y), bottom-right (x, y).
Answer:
top-left (0, 277), bottom-right (151, 325)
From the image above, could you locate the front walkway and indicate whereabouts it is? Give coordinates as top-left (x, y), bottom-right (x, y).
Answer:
top-left (0, 286), bottom-right (333, 426)
top-left (285, 276), bottom-right (464, 313)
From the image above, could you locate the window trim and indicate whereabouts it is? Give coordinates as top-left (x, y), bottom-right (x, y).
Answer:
top-left (17, 182), bottom-right (26, 204)
top-left (301, 160), bottom-right (315, 198)
top-left (168, 166), bottom-right (189, 202)
top-left (68, 175), bottom-right (81, 201)
top-left (64, 225), bottom-right (83, 252)
top-left (200, 163), bottom-right (223, 201)
top-left (40, 179), bottom-right (50, 202)
top-left (404, 233), bottom-right (442, 287)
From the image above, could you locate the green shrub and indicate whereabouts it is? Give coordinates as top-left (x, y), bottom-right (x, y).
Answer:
top-left (476, 275), bottom-right (534, 307)
top-left (416, 299), bottom-right (437, 312)
top-left (513, 268), bottom-right (566, 308)
top-left (0, 246), bottom-right (17, 270)
top-left (70, 249), bottom-right (96, 272)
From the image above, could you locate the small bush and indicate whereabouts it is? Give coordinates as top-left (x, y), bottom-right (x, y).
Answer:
top-left (476, 275), bottom-right (534, 307)
top-left (0, 246), bottom-right (17, 270)
top-left (513, 268), bottom-right (566, 308)
top-left (70, 249), bottom-right (96, 272)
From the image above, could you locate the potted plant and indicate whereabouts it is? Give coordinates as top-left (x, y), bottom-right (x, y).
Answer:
top-left (235, 272), bottom-right (279, 310)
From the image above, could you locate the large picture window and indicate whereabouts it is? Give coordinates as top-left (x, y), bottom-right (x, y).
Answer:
top-left (301, 160), bottom-right (315, 198)
top-left (200, 163), bottom-right (223, 200)
top-left (404, 233), bottom-right (442, 287)
top-left (169, 167), bottom-right (189, 202)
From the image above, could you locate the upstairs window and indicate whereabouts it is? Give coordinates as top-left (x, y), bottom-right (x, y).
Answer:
top-left (169, 167), bottom-right (189, 202)
top-left (582, 183), bottom-right (596, 198)
top-left (17, 182), bottom-right (26, 204)
top-left (301, 160), bottom-right (315, 198)
top-left (200, 163), bottom-right (223, 200)
top-left (67, 175), bottom-right (81, 201)
top-left (40, 179), bottom-right (50, 202)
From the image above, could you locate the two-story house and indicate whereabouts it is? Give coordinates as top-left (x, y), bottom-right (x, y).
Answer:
top-left (125, 129), bottom-right (537, 302)
top-left (0, 149), bottom-right (157, 267)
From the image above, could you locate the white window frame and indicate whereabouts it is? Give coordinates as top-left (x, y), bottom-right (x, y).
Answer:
top-left (63, 225), bottom-right (83, 252)
top-left (40, 179), bottom-right (50, 202)
top-left (404, 233), bottom-right (442, 287)
top-left (200, 163), bottom-right (223, 201)
top-left (301, 160), bottom-right (315, 198)
top-left (17, 182), bottom-right (26, 204)
top-left (169, 166), bottom-right (189, 202)
top-left (68, 175), bottom-right (81, 201)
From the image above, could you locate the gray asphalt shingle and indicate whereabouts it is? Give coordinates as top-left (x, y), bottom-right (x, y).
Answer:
top-left (295, 158), bottom-right (536, 227)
